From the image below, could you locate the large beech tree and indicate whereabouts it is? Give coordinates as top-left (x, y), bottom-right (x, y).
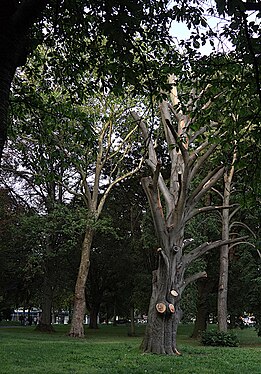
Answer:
top-left (131, 77), bottom-right (246, 355)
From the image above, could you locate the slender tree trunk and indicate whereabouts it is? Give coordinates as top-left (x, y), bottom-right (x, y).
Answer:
top-left (218, 243), bottom-right (229, 332)
top-left (129, 304), bottom-right (136, 336)
top-left (69, 227), bottom-right (94, 337)
top-left (217, 161), bottom-right (235, 332)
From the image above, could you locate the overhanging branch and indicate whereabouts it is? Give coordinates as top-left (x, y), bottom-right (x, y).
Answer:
top-left (183, 236), bottom-right (248, 266)
top-left (186, 204), bottom-right (238, 222)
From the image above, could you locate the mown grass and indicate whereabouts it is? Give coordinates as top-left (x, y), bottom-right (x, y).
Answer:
top-left (0, 323), bottom-right (260, 374)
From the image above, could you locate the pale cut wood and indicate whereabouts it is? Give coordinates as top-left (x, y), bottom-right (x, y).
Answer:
top-left (156, 303), bottom-right (166, 313)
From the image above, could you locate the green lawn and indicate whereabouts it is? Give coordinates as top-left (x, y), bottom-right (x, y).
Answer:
top-left (0, 324), bottom-right (260, 373)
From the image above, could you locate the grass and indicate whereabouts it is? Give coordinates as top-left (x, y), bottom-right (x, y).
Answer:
top-left (0, 323), bottom-right (260, 373)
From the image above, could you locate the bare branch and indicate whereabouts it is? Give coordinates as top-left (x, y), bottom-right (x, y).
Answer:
top-left (189, 143), bottom-right (218, 177)
top-left (189, 126), bottom-right (207, 145)
top-left (131, 111), bottom-right (173, 212)
top-left (229, 221), bottom-right (257, 238)
top-left (187, 166), bottom-right (225, 211)
top-left (211, 187), bottom-right (223, 199)
top-left (184, 236), bottom-right (248, 266)
top-left (229, 205), bottom-right (241, 222)
top-left (180, 271), bottom-right (207, 293)
top-left (140, 176), bottom-right (168, 245)
top-left (97, 156), bottom-right (144, 217)
top-left (186, 204), bottom-right (238, 222)
top-left (229, 241), bottom-right (256, 250)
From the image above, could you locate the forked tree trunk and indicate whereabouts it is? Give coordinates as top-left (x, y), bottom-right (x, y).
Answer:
top-left (69, 227), bottom-right (94, 337)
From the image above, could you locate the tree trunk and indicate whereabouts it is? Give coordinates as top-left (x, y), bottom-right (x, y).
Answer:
top-left (142, 249), bottom-right (182, 355)
top-left (36, 277), bottom-right (54, 332)
top-left (0, 60), bottom-right (16, 161)
top-left (218, 243), bottom-right (229, 332)
top-left (0, 0), bottom-right (47, 161)
top-left (89, 304), bottom-right (100, 329)
top-left (217, 162), bottom-right (235, 332)
top-left (69, 227), bottom-right (94, 337)
top-left (129, 304), bottom-right (136, 336)
top-left (191, 277), bottom-right (215, 338)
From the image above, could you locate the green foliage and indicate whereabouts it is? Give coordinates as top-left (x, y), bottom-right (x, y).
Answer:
top-left (201, 330), bottom-right (239, 347)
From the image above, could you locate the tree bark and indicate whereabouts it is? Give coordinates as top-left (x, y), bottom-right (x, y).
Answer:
top-left (36, 276), bottom-right (54, 332)
top-left (217, 157), bottom-right (236, 332)
top-left (142, 248), bottom-right (182, 355)
top-left (129, 304), bottom-right (136, 336)
top-left (0, 0), bottom-right (48, 161)
top-left (191, 277), bottom-right (216, 338)
top-left (89, 304), bottom-right (100, 329)
top-left (69, 227), bottom-right (94, 337)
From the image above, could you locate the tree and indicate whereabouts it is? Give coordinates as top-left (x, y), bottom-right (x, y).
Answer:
top-left (131, 75), bottom-right (247, 354)
top-left (3, 41), bottom-right (145, 336)
top-left (1, 0), bottom-right (201, 161)
top-left (64, 94), bottom-right (144, 338)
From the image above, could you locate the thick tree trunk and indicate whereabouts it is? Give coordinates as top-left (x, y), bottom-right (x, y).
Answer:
top-left (0, 0), bottom-right (48, 161)
top-left (142, 249), bottom-right (182, 355)
top-left (89, 304), bottom-right (100, 329)
top-left (191, 277), bottom-right (215, 338)
top-left (0, 55), bottom-right (17, 160)
top-left (36, 277), bottom-right (54, 332)
top-left (69, 227), bottom-right (94, 337)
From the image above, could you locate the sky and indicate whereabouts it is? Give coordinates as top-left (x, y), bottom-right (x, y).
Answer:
top-left (169, 1), bottom-right (260, 56)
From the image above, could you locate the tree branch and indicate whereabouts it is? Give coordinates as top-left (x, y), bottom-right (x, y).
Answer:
top-left (189, 143), bottom-right (218, 178)
top-left (180, 271), bottom-right (207, 293)
top-left (229, 221), bottom-right (256, 238)
top-left (131, 110), bottom-right (173, 213)
top-left (186, 166), bottom-right (225, 211)
top-left (183, 236), bottom-right (248, 266)
top-left (186, 204), bottom-right (238, 222)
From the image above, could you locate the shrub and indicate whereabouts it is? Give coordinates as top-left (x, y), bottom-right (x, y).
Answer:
top-left (201, 330), bottom-right (239, 347)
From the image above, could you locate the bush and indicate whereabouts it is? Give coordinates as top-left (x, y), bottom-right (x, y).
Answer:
top-left (201, 330), bottom-right (239, 347)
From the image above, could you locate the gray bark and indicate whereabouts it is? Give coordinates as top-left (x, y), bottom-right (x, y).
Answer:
top-left (217, 163), bottom-right (235, 332)
top-left (69, 227), bottom-right (94, 337)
